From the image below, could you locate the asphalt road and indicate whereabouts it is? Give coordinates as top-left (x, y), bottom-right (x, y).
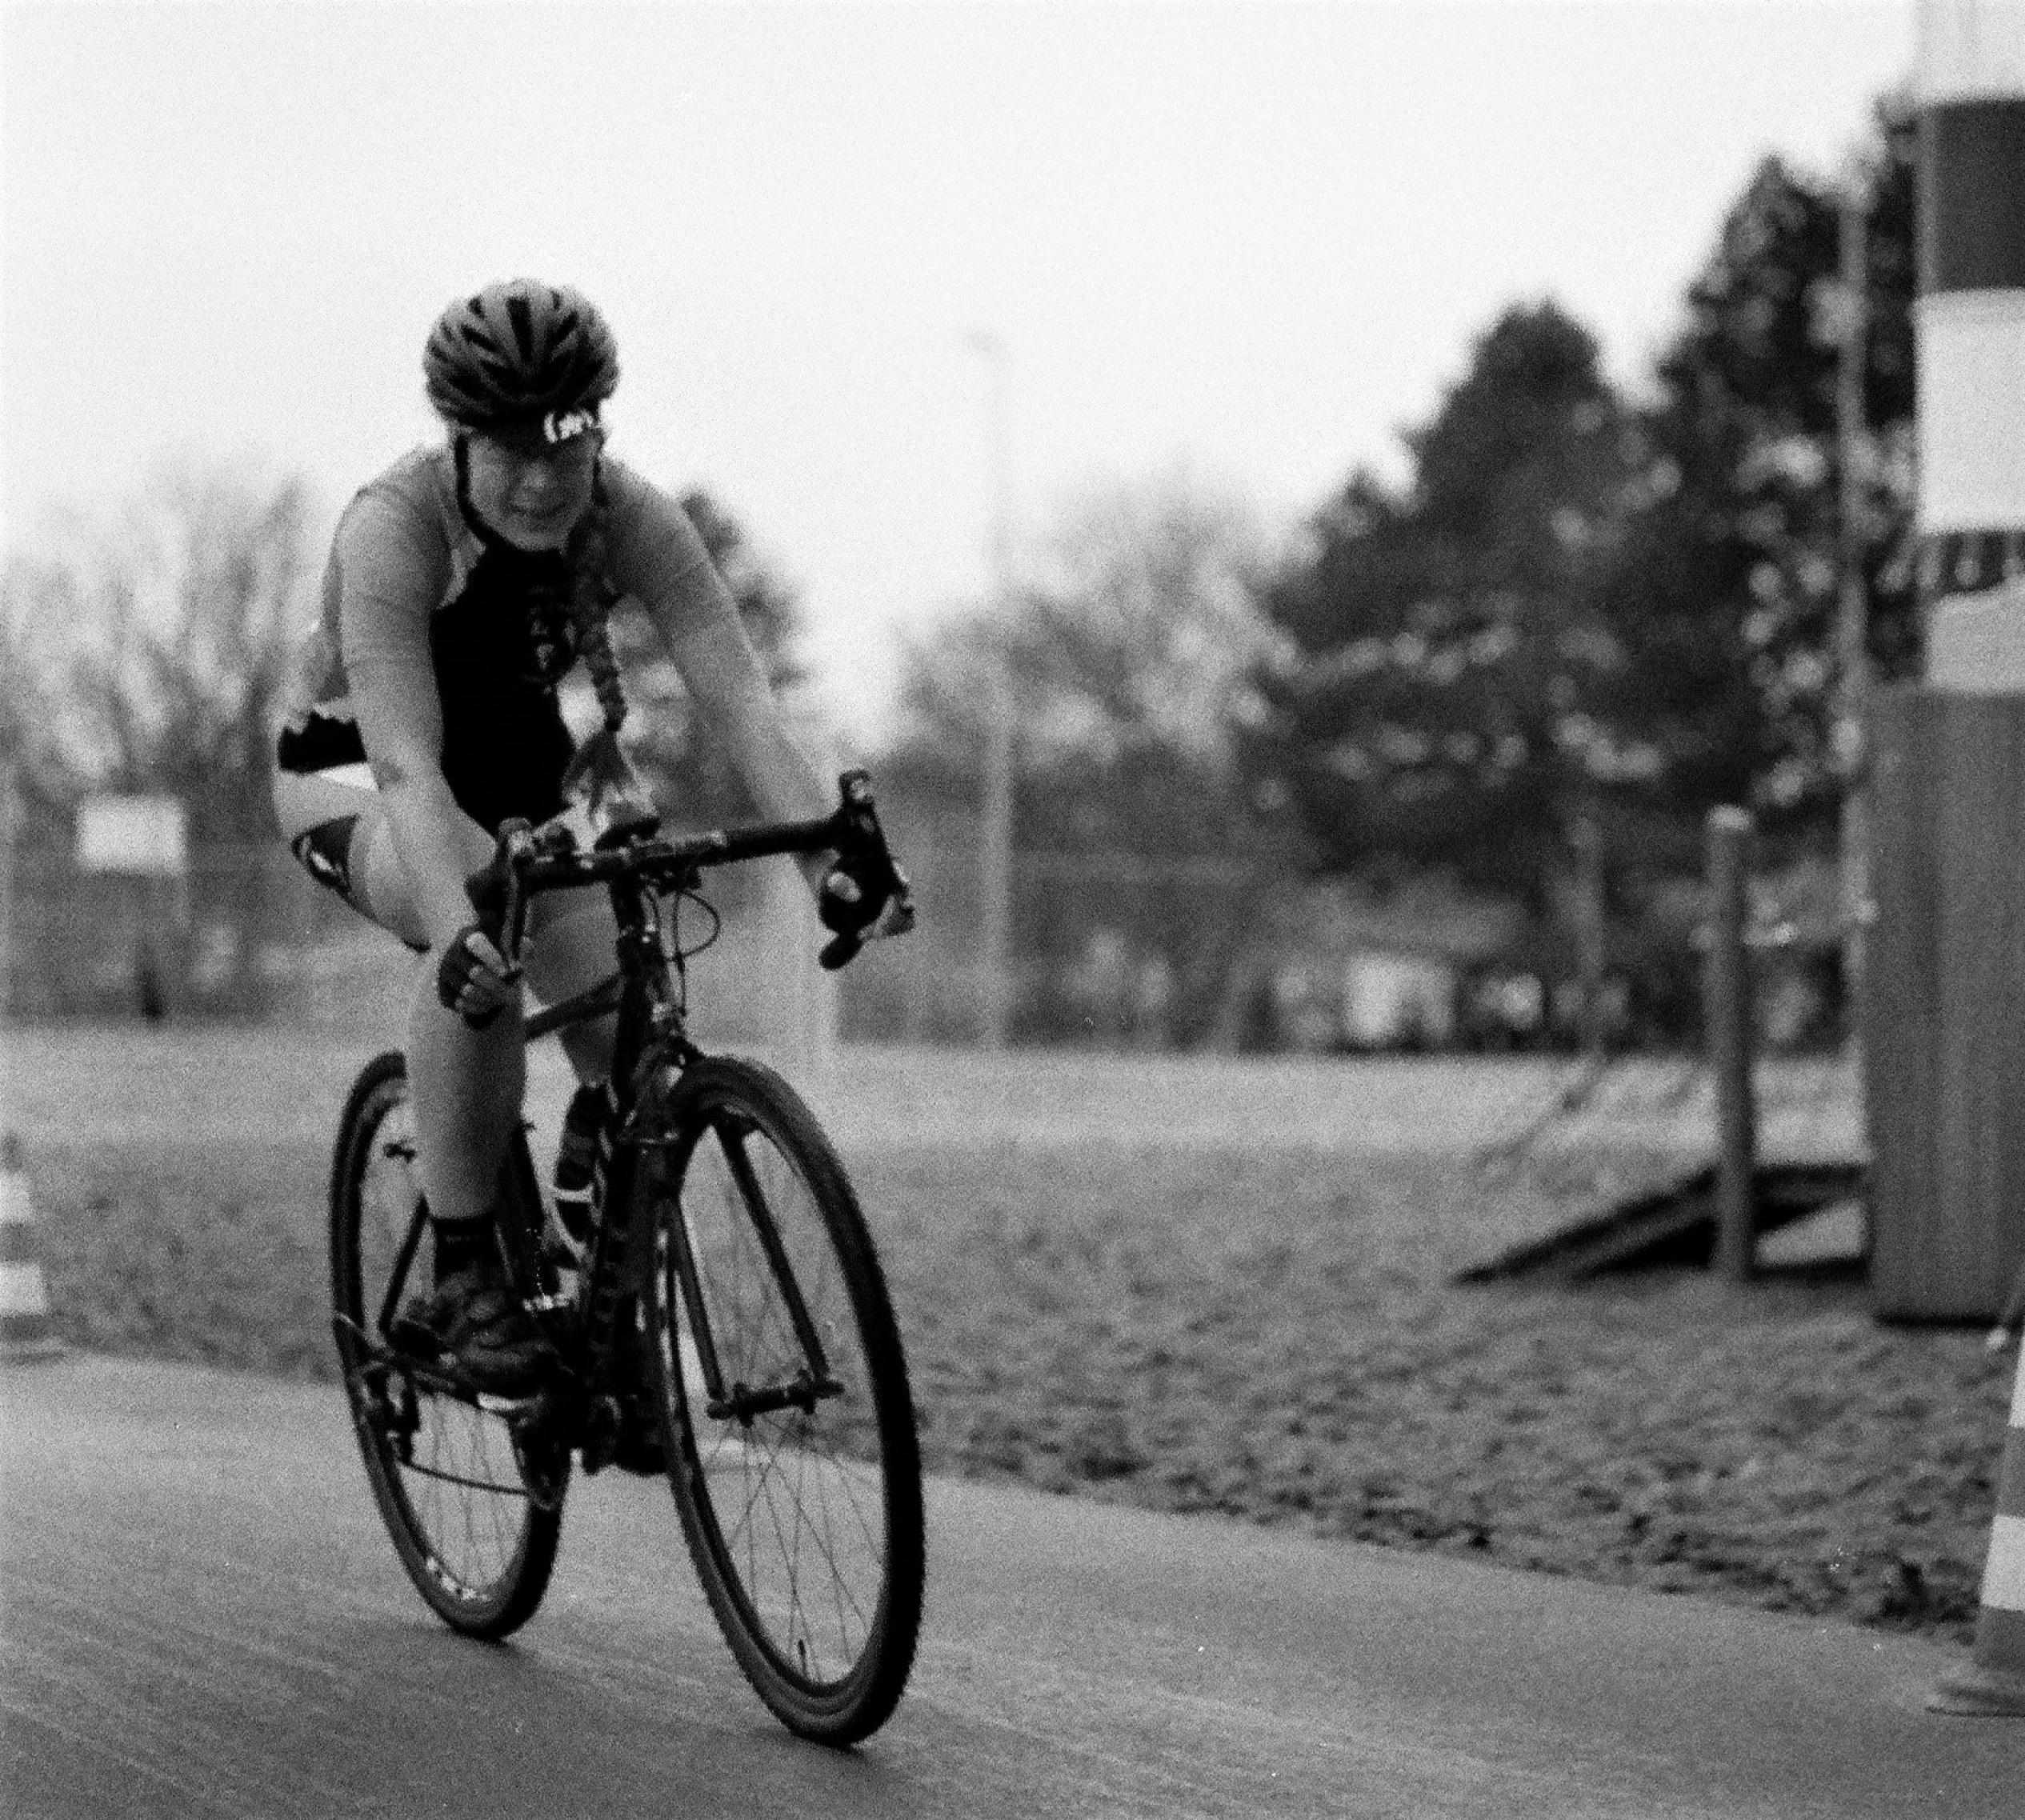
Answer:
top-left (2, 1355), bottom-right (2015, 1819)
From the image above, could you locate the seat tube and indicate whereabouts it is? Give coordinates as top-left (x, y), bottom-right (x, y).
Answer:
top-left (578, 877), bottom-right (670, 1375)
top-left (602, 878), bottom-right (664, 1085)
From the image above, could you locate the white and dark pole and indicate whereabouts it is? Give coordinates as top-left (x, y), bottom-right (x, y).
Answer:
top-left (1915, 0), bottom-right (2025, 1718)
top-left (968, 331), bottom-right (1016, 1050)
top-left (1915, 2), bottom-right (2025, 652)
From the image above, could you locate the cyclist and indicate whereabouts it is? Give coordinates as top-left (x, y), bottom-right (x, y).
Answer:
top-left (272, 277), bottom-right (909, 1394)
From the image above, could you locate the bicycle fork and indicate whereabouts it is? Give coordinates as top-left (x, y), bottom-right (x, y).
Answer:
top-left (651, 1106), bottom-right (845, 1428)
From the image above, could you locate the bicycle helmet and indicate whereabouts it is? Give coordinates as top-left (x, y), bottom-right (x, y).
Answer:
top-left (423, 278), bottom-right (620, 443)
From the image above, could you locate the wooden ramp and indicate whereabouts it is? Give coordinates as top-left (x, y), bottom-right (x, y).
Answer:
top-left (1455, 1160), bottom-right (1868, 1284)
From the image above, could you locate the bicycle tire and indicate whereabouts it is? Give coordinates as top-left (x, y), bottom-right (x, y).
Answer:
top-left (634, 1055), bottom-right (925, 1746)
top-left (329, 1049), bottom-right (565, 1639)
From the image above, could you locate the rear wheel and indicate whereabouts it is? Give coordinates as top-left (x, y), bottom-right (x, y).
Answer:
top-left (636, 1056), bottom-right (925, 1746)
top-left (329, 1050), bottom-right (565, 1639)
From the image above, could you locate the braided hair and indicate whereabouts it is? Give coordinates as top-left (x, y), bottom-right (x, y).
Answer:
top-left (557, 476), bottom-right (644, 813)
top-left (569, 480), bottom-right (627, 734)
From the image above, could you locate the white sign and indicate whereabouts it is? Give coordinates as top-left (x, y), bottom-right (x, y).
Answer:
top-left (76, 795), bottom-right (188, 876)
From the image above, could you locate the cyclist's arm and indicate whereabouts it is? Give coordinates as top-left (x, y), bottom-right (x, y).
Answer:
top-left (669, 610), bottom-right (832, 842)
top-left (334, 498), bottom-right (497, 948)
top-left (609, 476), bottom-right (833, 881)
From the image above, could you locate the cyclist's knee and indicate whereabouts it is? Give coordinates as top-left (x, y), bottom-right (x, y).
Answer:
top-left (352, 814), bottom-right (434, 951)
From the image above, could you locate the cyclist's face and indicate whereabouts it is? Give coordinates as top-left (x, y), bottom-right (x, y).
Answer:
top-left (466, 430), bottom-right (603, 550)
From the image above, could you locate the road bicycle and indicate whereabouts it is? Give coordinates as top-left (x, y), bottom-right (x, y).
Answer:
top-left (328, 771), bottom-right (924, 1746)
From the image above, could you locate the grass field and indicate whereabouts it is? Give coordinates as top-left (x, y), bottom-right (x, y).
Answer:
top-left (3, 1025), bottom-right (2010, 1646)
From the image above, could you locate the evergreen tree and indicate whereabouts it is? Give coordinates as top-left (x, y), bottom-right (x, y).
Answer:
top-left (1243, 299), bottom-right (1639, 913)
top-left (1595, 101), bottom-right (1917, 851)
top-left (1247, 101), bottom-right (1918, 901)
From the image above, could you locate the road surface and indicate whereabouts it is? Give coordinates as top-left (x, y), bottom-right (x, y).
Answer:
top-left (1, 1355), bottom-right (2014, 1818)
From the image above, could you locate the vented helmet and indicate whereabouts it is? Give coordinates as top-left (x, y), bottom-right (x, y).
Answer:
top-left (423, 278), bottom-right (619, 443)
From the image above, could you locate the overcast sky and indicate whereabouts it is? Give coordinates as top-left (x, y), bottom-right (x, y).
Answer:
top-left (2, 0), bottom-right (1915, 738)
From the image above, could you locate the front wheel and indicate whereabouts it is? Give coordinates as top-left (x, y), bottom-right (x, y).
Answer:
top-left (329, 1050), bottom-right (565, 1639)
top-left (634, 1057), bottom-right (925, 1746)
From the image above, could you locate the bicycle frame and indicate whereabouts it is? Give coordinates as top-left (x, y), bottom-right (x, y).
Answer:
top-left (462, 771), bottom-right (898, 1462)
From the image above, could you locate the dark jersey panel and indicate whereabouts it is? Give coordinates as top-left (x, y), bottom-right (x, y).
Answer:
top-left (426, 542), bottom-right (580, 834)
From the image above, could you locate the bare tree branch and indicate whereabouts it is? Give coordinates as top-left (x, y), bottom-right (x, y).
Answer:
top-left (4, 462), bottom-right (316, 839)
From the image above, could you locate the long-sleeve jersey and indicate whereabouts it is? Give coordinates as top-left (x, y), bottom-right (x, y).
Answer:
top-left (277, 442), bottom-right (730, 834)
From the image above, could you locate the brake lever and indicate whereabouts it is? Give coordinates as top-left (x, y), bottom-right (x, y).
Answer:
top-left (818, 931), bottom-right (864, 973)
top-left (818, 770), bottom-right (914, 971)
top-left (833, 770), bottom-right (900, 887)
top-left (464, 818), bottom-right (538, 968)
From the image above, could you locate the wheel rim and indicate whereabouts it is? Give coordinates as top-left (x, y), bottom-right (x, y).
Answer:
top-left (654, 1111), bottom-right (894, 1694)
top-left (344, 1082), bottom-right (544, 1606)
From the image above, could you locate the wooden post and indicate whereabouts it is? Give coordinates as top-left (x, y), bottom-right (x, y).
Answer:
top-left (1569, 808), bottom-right (1608, 1053)
top-left (1703, 806), bottom-right (1758, 1282)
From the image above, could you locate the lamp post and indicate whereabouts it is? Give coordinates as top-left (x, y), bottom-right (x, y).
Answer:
top-left (1834, 168), bottom-right (1872, 1003)
top-left (967, 330), bottom-right (1016, 1050)
top-left (0, 758), bottom-right (17, 1023)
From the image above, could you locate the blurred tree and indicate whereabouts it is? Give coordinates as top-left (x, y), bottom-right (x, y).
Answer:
top-left (1242, 299), bottom-right (1641, 920)
top-left (2, 464), bottom-right (314, 844)
top-left (875, 468), bottom-right (1285, 1044)
top-left (600, 486), bottom-right (806, 826)
top-left (0, 552), bottom-right (60, 805)
top-left (881, 468), bottom-right (1271, 857)
top-left (1594, 99), bottom-right (1918, 850)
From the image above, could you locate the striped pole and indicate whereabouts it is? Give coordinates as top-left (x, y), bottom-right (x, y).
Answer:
top-left (1918, 5), bottom-right (2025, 1714)
top-left (1930, 1338), bottom-right (2025, 1713)
top-left (0, 1131), bottom-right (62, 1362)
top-left (1915, 0), bottom-right (2025, 675)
